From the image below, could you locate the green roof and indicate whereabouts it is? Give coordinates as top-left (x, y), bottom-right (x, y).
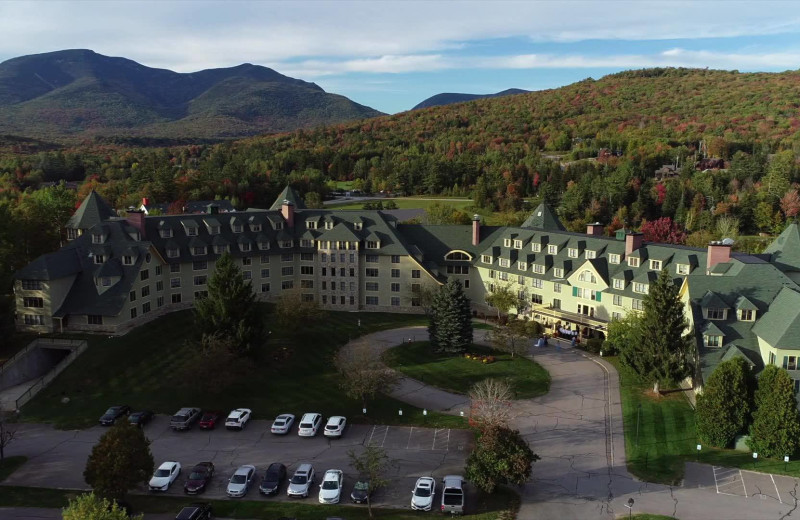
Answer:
top-left (735, 295), bottom-right (759, 311)
top-left (764, 221), bottom-right (800, 273)
top-left (751, 287), bottom-right (800, 349)
top-left (700, 290), bottom-right (730, 309)
top-left (269, 185), bottom-right (307, 211)
top-left (66, 191), bottom-right (116, 230)
top-left (521, 203), bottom-right (565, 231)
top-left (701, 321), bottom-right (725, 336)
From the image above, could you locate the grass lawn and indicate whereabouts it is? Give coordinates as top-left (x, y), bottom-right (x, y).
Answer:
top-left (628, 515), bottom-right (678, 520)
top-left (606, 357), bottom-right (697, 485)
top-left (22, 307), bottom-right (468, 430)
top-left (0, 485), bottom-right (517, 520)
top-left (0, 456), bottom-right (27, 482)
top-left (383, 342), bottom-right (550, 398)
top-left (327, 198), bottom-right (473, 211)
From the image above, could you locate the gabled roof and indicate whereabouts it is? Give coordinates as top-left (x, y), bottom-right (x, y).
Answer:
top-left (15, 247), bottom-right (83, 280)
top-left (764, 221), bottom-right (800, 273)
top-left (751, 287), bottom-right (800, 349)
top-left (521, 203), bottom-right (565, 231)
top-left (701, 321), bottom-right (725, 336)
top-left (66, 191), bottom-right (116, 230)
top-left (269, 185), bottom-right (307, 211)
top-left (735, 295), bottom-right (759, 311)
top-left (700, 290), bottom-right (730, 309)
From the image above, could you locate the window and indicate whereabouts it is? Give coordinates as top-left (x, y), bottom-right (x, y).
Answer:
top-left (391, 269), bottom-right (400, 278)
top-left (578, 270), bottom-right (596, 283)
top-left (94, 255), bottom-right (105, 264)
top-left (142, 302), bottom-right (151, 314)
top-left (633, 283), bottom-right (648, 294)
top-left (553, 268), bottom-right (563, 278)
top-left (193, 275), bottom-right (207, 286)
top-left (504, 239), bottom-right (511, 247)
top-left (552, 298), bottom-right (561, 309)
top-left (281, 266), bottom-right (294, 276)
top-left (532, 243), bottom-right (541, 252)
top-left (137, 269), bottom-right (148, 281)
top-left (157, 296), bottom-right (164, 308)
top-left (391, 283), bottom-right (400, 292)
top-left (250, 224), bottom-right (262, 232)
top-left (123, 255), bottom-right (134, 266)
top-left (411, 270), bottom-right (420, 279)
top-left (300, 239), bottom-right (313, 248)
top-left (21, 280), bottom-right (43, 290)
top-left (612, 312), bottom-right (622, 320)
top-left (517, 262), bottom-right (527, 271)
top-left (340, 253), bottom-right (346, 263)
top-left (707, 308), bottom-right (725, 320)
top-left (155, 265), bottom-right (161, 276)
top-left (366, 268), bottom-right (379, 277)
top-left (411, 297), bottom-right (421, 307)
top-left (464, 280), bottom-right (470, 288)
top-left (192, 246), bottom-right (206, 256)
top-left (170, 263), bottom-right (180, 273)
top-left (23, 314), bottom-right (44, 325)
top-left (411, 283), bottom-right (421, 293)
top-left (170, 278), bottom-right (181, 288)
top-left (586, 250), bottom-right (596, 259)
top-left (301, 253), bottom-right (314, 261)
top-left (160, 229), bottom-right (173, 238)
top-left (609, 254), bottom-right (620, 264)
top-left (531, 278), bottom-right (543, 289)
top-left (391, 297), bottom-right (401, 306)
top-left (171, 293), bottom-right (182, 304)
top-left (446, 265), bottom-right (469, 275)
top-left (301, 279), bottom-right (313, 289)
top-left (784, 356), bottom-right (798, 371)
top-left (281, 253), bottom-right (293, 262)
top-left (242, 257), bottom-right (252, 266)
top-left (553, 283), bottom-right (561, 293)
top-left (705, 335), bottom-right (722, 347)
top-left (349, 268), bottom-right (355, 277)
top-left (167, 248), bottom-right (179, 258)
top-left (576, 304), bottom-right (595, 316)
top-left (281, 280), bottom-right (294, 290)
top-left (613, 278), bottom-right (624, 289)
top-left (331, 281), bottom-right (337, 290)
top-left (739, 309), bottom-right (755, 321)
top-left (130, 308), bottom-right (138, 319)
top-left (87, 315), bottom-right (103, 325)
top-left (301, 266), bottom-right (314, 275)
top-left (632, 299), bottom-right (644, 311)
top-left (366, 255), bottom-right (379, 263)
top-left (613, 294), bottom-right (623, 306)
top-left (489, 270), bottom-right (495, 279)
top-left (92, 233), bottom-right (103, 244)
top-left (129, 290), bottom-right (136, 302)
top-left (499, 258), bottom-right (510, 268)
top-left (193, 261), bottom-right (207, 271)
top-left (513, 240), bottom-right (522, 249)
top-left (280, 240), bottom-right (293, 248)
top-left (306, 221), bottom-right (317, 230)
top-left (627, 257), bottom-right (640, 267)
top-left (677, 264), bottom-right (690, 275)
top-left (141, 286), bottom-right (150, 297)
top-left (547, 245), bottom-right (558, 255)
top-left (366, 282), bottom-right (379, 291)
top-left (391, 255), bottom-right (400, 263)
top-left (366, 241), bottom-right (379, 249)
top-left (650, 260), bottom-right (662, 270)
top-left (242, 271), bottom-right (251, 280)
top-left (261, 283), bottom-right (270, 293)
top-left (533, 264), bottom-right (545, 274)
top-left (769, 352), bottom-right (776, 365)
top-left (23, 297), bottom-right (43, 308)
top-left (568, 248), bottom-right (578, 258)
top-left (498, 271), bottom-right (508, 281)
top-left (366, 296), bottom-right (379, 305)
top-left (261, 254), bottom-right (270, 264)
top-left (518, 275), bottom-right (525, 285)
top-left (156, 281), bottom-right (163, 291)
top-left (481, 255), bottom-right (492, 264)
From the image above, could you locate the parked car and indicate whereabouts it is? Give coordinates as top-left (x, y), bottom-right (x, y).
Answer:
top-left (411, 476), bottom-right (436, 511)
top-left (184, 462), bottom-right (215, 495)
top-left (175, 502), bottom-right (212, 520)
top-left (323, 416), bottom-right (346, 438)
top-left (297, 413), bottom-right (322, 437)
top-left (226, 465), bottom-right (256, 498)
top-left (318, 469), bottom-right (343, 504)
top-left (225, 408), bottom-right (252, 430)
top-left (270, 413), bottom-right (295, 435)
top-left (149, 461), bottom-right (181, 491)
top-left (259, 462), bottom-right (287, 496)
top-left (198, 411), bottom-right (222, 430)
top-left (351, 477), bottom-right (371, 504)
top-left (287, 463), bottom-right (315, 498)
top-left (170, 407), bottom-right (202, 431)
top-left (128, 410), bottom-right (153, 427)
top-left (99, 405), bottom-right (131, 426)
top-left (440, 475), bottom-right (465, 514)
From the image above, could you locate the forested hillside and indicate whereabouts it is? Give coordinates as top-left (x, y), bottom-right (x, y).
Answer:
top-left (2, 67), bottom-right (800, 292)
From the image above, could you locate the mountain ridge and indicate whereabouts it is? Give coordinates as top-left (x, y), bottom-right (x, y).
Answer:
top-left (412, 88), bottom-right (529, 110)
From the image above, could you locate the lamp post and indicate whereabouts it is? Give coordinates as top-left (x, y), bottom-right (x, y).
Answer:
top-left (625, 498), bottom-right (634, 519)
top-left (753, 452), bottom-right (758, 469)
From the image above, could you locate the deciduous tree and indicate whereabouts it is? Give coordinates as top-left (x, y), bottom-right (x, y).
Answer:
top-left (696, 358), bottom-right (755, 448)
top-left (334, 339), bottom-right (399, 410)
top-left (469, 378), bottom-right (514, 429)
top-left (274, 289), bottom-right (326, 337)
top-left (62, 493), bottom-right (141, 520)
top-left (485, 283), bottom-right (523, 318)
top-left (0, 413), bottom-right (17, 461)
top-left (747, 365), bottom-right (800, 458)
top-left (84, 421), bottom-right (154, 501)
top-left (465, 426), bottom-right (538, 493)
top-left (347, 446), bottom-right (392, 519)
top-left (490, 318), bottom-right (540, 358)
top-left (428, 279), bottom-right (472, 353)
top-left (640, 217), bottom-right (687, 244)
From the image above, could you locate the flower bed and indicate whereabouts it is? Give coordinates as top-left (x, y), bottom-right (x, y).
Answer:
top-left (464, 353), bottom-right (496, 364)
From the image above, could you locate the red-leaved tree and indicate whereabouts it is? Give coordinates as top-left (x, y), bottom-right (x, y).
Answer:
top-left (781, 189), bottom-right (800, 218)
top-left (641, 217), bottom-right (687, 245)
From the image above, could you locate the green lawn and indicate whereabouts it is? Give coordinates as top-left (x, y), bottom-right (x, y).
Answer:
top-left (607, 358), bottom-right (698, 485)
top-left (0, 456), bottom-right (27, 482)
top-left (0, 485), bottom-right (517, 520)
top-left (628, 515), bottom-right (679, 520)
top-left (383, 342), bottom-right (550, 398)
top-left (22, 308), bottom-right (468, 430)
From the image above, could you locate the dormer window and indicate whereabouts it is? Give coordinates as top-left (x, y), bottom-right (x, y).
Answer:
top-left (554, 268), bottom-right (564, 278)
top-left (707, 308), bottom-right (725, 320)
top-left (609, 254), bottom-right (620, 264)
top-left (633, 282), bottom-right (648, 294)
top-left (704, 334), bottom-right (722, 347)
top-left (533, 264), bottom-right (545, 274)
top-left (676, 264), bottom-right (690, 275)
top-left (306, 221), bottom-right (317, 230)
top-left (240, 242), bottom-right (252, 252)
top-left (481, 255), bottom-right (493, 264)
top-left (354, 222), bottom-right (362, 230)
top-left (568, 248), bottom-right (578, 258)
top-left (208, 225), bottom-right (220, 235)
top-left (613, 278), bottom-right (624, 289)
top-left (160, 229), bottom-right (173, 239)
top-left (503, 239), bottom-right (511, 247)
top-left (628, 257), bottom-right (640, 267)
top-left (532, 243), bottom-right (541, 253)
top-left (301, 239), bottom-right (313, 248)
top-left (186, 227), bottom-right (198, 237)
top-left (499, 258), bottom-right (510, 268)
top-left (94, 254), bottom-right (105, 264)
top-left (167, 248), bottom-right (179, 258)
top-left (92, 234), bottom-right (104, 244)
top-left (250, 224), bottom-right (262, 232)
top-left (325, 221), bottom-right (333, 230)
top-left (122, 255), bottom-right (134, 265)
top-left (586, 250), bottom-right (596, 259)
top-left (274, 222), bottom-right (283, 230)
top-left (232, 224), bottom-right (243, 233)
top-left (366, 241), bottom-right (379, 249)
top-left (578, 270), bottom-right (597, 283)
top-left (518, 261), bottom-right (527, 271)
top-left (513, 240), bottom-right (522, 249)
top-left (280, 240), bottom-right (293, 248)
top-left (214, 245), bottom-right (229, 254)
top-left (739, 309), bottom-right (755, 321)
top-left (650, 260), bottom-right (662, 270)
top-left (547, 245), bottom-right (558, 255)
top-left (192, 246), bottom-right (207, 256)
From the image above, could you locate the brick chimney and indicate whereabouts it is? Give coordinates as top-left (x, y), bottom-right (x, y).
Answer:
top-left (472, 214), bottom-right (481, 246)
top-left (281, 200), bottom-right (295, 228)
top-left (142, 197), bottom-right (149, 207)
top-left (625, 232), bottom-right (643, 256)
top-left (707, 241), bottom-right (732, 271)
top-left (586, 222), bottom-right (604, 236)
top-left (127, 210), bottom-right (146, 239)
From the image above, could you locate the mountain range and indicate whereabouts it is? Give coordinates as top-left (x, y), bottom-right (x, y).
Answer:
top-left (412, 88), bottom-right (529, 110)
top-left (0, 49), bottom-right (383, 142)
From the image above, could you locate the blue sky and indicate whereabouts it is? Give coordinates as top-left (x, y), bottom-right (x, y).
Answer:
top-left (2, 1), bottom-right (800, 114)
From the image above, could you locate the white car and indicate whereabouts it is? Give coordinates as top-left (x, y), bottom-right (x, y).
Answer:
top-left (287, 463), bottom-right (315, 498)
top-left (323, 416), bottom-right (347, 438)
top-left (225, 408), bottom-right (252, 430)
top-left (271, 413), bottom-right (295, 435)
top-left (318, 469), bottom-right (343, 504)
top-left (226, 464), bottom-right (256, 497)
top-left (297, 413), bottom-right (322, 437)
top-left (149, 461), bottom-right (181, 491)
top-left (411, 476), bottom-right (436, 511)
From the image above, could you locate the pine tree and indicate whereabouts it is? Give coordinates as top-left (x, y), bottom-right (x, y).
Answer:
top-left (696, 358), bottom-right (755, 448)
top-left (428, 279), bottom-right (473, 353)
top-left (747, 365), bottom-right (800, 458)
top-left (193, 252), bottom-right (263, 356)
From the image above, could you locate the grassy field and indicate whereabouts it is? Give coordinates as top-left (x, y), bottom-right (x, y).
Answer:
top-left (0, 485), bottom-right (518, 519)
top-left (629, 515), bottom-right (678, 520)
top-left (327, 198), bottom-right (473, 211)
top-left (384, 342), bottom-right (550, 398)
top-left (22, 308), bottom-right (469, 430)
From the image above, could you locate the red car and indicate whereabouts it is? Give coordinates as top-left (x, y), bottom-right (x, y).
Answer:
top-left (198, 411), bottom-right (221, 430)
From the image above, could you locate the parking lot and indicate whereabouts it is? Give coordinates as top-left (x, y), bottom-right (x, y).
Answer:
top-left (5, 417), bottom-right (474, 511)
top-left (683, 462), bottom-right (800, 506)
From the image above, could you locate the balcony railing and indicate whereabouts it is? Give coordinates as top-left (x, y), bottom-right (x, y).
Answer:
top-left (531, 305), bottom-right (609, 330)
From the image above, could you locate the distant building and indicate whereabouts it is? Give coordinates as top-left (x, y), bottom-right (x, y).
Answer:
top-left (654, 164), bottom-right (678, 180)
top-left (138, 198), bottom-right (235, 215)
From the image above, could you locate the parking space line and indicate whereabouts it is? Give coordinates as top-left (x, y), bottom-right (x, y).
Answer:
top-left (713, 466), bottom-right (720, 494)
top-left (740, 470), bottom-right (747, 497)
top-left (380, 426), bottom-right (389, 447)
top-left (432, 428), bottom-right (450, 451)
top-left (406, 427), bottom-right (414, 449)
top-left (771, 474), bottom-right (782, 504)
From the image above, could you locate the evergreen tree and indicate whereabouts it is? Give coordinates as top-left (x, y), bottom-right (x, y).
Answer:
top-left (428, 279), bottom-right (473, 353)
top-left (84, 422), bottom-right (154, 501)
top-left (696, 358), bottom-right (755, 448)
top-left (625, 268), bottom-right (689, 388)
top-left (747, 365), bottom-right (800, 458)
top-left (193, 252), bottom-right (263, 357)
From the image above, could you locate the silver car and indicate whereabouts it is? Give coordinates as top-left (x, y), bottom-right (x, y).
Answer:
top-left (287, 463), bottom-right (315, 498)
top-left (226, 465), bottom-right (256, 498)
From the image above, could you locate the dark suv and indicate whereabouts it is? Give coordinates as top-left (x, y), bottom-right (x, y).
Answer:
top-left (175, 502), bottom-right (212, 520)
